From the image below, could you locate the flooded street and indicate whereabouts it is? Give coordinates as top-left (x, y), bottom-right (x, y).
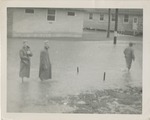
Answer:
top-left (7, 36), bottom-right (142, 113)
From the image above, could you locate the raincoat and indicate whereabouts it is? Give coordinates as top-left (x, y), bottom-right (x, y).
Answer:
top-left (19, 46), bottom-right (32, 78)
top-left (124, 46), bottom-right (135, 69)
top-left (39, 48), bottom-right (51, 80)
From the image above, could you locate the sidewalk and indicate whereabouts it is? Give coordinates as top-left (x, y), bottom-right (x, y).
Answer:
top-left (7, 34), bottom-right (142, 113)
top-left (10, 31), bottom-right (143, 42)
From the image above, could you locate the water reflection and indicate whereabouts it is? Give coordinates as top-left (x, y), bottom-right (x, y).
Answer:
top-left (122, 72), bottom-right (132, 88)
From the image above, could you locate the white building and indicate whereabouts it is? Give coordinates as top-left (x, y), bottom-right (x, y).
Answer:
top-left (7, 8), bottom-right (143, 38)
top-left (7, 8), bottom-right (84, 37)
top-left (83, 9), bottom-right (143, 35)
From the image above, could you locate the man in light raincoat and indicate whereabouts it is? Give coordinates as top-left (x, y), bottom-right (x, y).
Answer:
top-left (39, 41), bottom-right (51, 80)
top-left (19, 40), bottom-right (33, 82)
top-left (124, 42), bottom-right (135, 71)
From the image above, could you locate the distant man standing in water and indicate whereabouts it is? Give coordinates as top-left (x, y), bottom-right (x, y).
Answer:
top-left (124, 42), bottom-right (135, 71)
top-left (19, 40), bottom-right (33, 82)
top-left (39, 40), bottom-right (52, 80)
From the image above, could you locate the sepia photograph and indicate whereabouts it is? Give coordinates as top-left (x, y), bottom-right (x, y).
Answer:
top-left (6, 7), bottom-right (143, 114)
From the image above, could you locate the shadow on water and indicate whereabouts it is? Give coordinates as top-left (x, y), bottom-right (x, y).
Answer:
top-left (18, 82), bottom-right (30, 111)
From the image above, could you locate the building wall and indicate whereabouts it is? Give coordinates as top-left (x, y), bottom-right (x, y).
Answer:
top-left (118, 15), bottom-right (143, 33)
top-left (11, 8), bottom-right (84, 37)
top-left (7, 9), bottom-right (14, 37)
top-left (83, 12), bottom-right (143, 34)
top-left (8, 8), bottom-right (143, 37)
top-left (83, 12), bottom-right (111, 30)
top-left (137, 16), bottom-right (143, 33)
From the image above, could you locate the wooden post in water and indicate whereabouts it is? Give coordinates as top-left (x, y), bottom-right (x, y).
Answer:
top-left (77, 66), bottom-right (79, 74)
top-left (103, 72), bottom-right (106, 81)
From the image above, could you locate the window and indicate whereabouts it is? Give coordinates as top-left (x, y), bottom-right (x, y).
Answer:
top-left (47, 16), bottom-right (55, 21)
top-left (100, 14), bottom-right (104, 21)
top-left (124, 15), bottom-right (129, 23)
top-left (47, 9), bottom-right (55, 21)
top-left (68, 11), bottom-right (75, 16)
top-left (89, 13), bottom-right (93, 20)
top-left (112, 14), bottom-right (115, 21)
top-left (25, 9), bottom-right (34, 13)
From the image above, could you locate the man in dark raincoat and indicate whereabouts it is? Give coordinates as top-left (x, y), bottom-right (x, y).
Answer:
top-left (124, 42), bottom-right (135, 71)
top-left (19, 40), bottom-right (33, 82)
top-left (39, 41), bottom-right (51, 80)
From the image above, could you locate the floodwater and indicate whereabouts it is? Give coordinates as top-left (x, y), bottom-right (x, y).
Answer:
top-left (7, 37), bottom-right (142, 113)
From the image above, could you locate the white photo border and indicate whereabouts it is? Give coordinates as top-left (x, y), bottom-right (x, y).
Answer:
top-left (1, 0), bottom-right (150, 120)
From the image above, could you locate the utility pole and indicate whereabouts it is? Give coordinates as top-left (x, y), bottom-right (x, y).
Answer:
top-left (113, 9), bottom-right (118, 44)
top-left (107, 9), bottom-right (111, 38)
